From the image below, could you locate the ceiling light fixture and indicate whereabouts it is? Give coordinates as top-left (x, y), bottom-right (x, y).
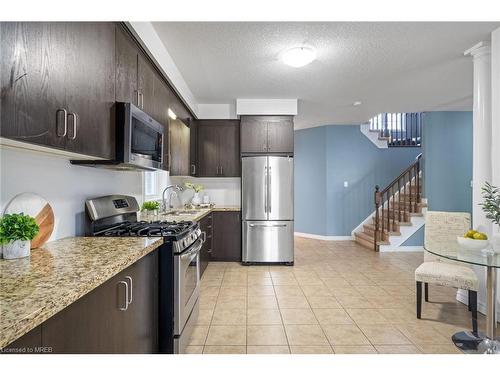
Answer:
top-left (353, 101), bottom-right (362, 106)
top-left (282, 46), bottom-right (316, 68)
top-left (168, 108), bottom-right (177, 120)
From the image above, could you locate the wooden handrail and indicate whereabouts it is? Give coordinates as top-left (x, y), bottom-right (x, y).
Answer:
top-left (373, 153), bottom-right (422, 251)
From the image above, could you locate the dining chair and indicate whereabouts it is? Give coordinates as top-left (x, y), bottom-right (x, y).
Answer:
top-left (415, 211), bottom-right (479, 333)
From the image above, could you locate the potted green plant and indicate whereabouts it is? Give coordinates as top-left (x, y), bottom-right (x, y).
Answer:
top-left (480, 182), bottom-right (500, 253)
top-left (142, 201), bottom-right (160, 216)
top-left (184, 182), bottom-right (204, 206)
top-left (0, 213), bottom-right (40, 259)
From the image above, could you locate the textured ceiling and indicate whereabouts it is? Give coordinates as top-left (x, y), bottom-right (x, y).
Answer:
top-left (152, 22), bottom-right (499, 129)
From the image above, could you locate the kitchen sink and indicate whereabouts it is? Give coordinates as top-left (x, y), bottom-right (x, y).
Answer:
top-left (162, 210), bottom-right (202, 216)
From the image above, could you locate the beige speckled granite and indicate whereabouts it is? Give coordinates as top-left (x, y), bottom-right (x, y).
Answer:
top-left (150, 206), bottom-right (241, 223)
top-left (0, 236), bottom-right (163, 349)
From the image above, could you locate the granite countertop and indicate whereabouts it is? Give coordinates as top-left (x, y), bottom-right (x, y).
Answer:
top-left (0, 236), bottom-right (163, 349)
top-left (147, 205), bottom-right (241, 223)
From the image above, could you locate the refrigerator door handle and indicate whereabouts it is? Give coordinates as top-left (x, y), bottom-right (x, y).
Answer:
top-left (248, 223), bottom-right (287, 228)
top-left (264, 166), bottom-right (268, 213)
top-left (268, 166), bottom-right (272, 213)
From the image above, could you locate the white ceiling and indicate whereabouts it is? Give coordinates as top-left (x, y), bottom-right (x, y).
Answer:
top-left (152, 22), bottom-right (499, 129)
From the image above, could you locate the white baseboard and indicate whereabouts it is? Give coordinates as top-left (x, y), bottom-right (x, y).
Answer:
top-left (381, 245), bottom-right (424, 253)
top-left (294, 232), bottom-right (353, 241)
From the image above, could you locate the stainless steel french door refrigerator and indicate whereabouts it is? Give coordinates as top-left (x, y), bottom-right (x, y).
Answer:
top-left (242, 156), bottom-right (294, 264)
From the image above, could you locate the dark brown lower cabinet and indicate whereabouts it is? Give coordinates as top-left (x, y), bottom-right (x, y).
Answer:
top-left (3, 325), bottom-right (42, 354)
top-left (211, 211), bottom-right (241, 262)
top-left (28, 250), bottom-right (158, 354)
top-left (199, 213), bottom-right (213, 276)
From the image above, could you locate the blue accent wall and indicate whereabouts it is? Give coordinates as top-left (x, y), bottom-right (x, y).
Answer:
top-left (294, 126), bottom-right (327, 235)
top-left (295, 125), bottom-right (421, 236)
top-left (401, 111), bottom-right (473, 246)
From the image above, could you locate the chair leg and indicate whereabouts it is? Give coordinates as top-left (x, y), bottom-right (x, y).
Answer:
top-left (424, 282), bottom-right (429, 302)
top-left (416, 281), bottom-right (422, 319)
top-left (468, 291), bottom-right (472, 312)
top-left (470, 290), bottom-right (478, 334)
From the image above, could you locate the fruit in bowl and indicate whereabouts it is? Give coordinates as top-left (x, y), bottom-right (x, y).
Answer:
top-left (457, 230), bottom-right (490, 251)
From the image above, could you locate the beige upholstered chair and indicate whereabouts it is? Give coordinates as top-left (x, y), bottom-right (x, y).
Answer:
top-left (415, 211), bottom-right (479, 332)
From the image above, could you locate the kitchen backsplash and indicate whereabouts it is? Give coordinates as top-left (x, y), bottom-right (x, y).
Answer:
top-left (0, 146), bottom-right (143, 241)
top-left (170, 177), bottom-right (241, 206)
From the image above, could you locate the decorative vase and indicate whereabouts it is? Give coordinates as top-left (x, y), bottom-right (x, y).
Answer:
top-left (3, 240), bottom-right (31, 260)
top-left (192, 192), bottom-right (202, 206)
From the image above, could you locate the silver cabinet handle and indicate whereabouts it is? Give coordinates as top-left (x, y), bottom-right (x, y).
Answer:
top-left (136, 90), bottom-right (140, 106)
top-left (56, 108), bottom-right (68, 137)
top-left (140, 92), bottom-right (144, 109)
top-left (249, 223), bottom-right (287, 228)
top-left (67, 112), bottom-right (78, 140)
top-left (216, 166), bottom-right (220, 175)
top-left (268, 166), bottom-right (272, 213)
top-left (125, 276), bottom-right (133, 304)
top-left (191, 164), bottom-right (196, 175)
top-left (201, 231), bottom-right (206, 243)
top-left (118, 280), bottom-right (129, 311)
top-left (220, 166), bottom-right (223, 176)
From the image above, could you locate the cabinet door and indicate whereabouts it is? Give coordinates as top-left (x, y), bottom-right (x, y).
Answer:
top-left (189, 119), bottom-right (197, 176)
top-left (267, 117), bottom-right (294, 153)
top-left (197, 122), bottom-right (220, 177)
top-left (0, 22), bottom-right (67, 150)
top-left (240, 116), bottom-right (268, 153)
top-left (137, 52), bottom-right (156, 116)
top-left (115, 24), bottom-right (139, 105)
top-left (119, 251), bottom-right (158, 353)
top-left (64, 22), bottom-right (116, 159)
top-left (218, 120), bottom-right (240, 177)
top-left (4, 325), bottom-right (42, 353)
top-left (169, 119), bottom-right (190, 176)
top-left (41, 270), bottom-right (124, 353)
top-left (199, 214), bottom-right (213, 277)
top-left (212, 211), bottom-right (241, 262)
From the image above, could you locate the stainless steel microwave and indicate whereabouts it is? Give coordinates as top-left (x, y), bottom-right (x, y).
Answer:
top-left (71, 102), bottom-right (164, 171)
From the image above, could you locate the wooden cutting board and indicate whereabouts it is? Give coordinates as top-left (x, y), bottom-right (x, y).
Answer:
top-left (3, 193), bottom-right (55, 249)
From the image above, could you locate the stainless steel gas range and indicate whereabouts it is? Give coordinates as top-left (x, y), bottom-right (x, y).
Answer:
top-left (85, 194), bottom-right (203, 354)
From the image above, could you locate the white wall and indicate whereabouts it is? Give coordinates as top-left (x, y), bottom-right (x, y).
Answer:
top-left (171, 177), bottom-right (241, 207)
top-left (0, 146), bottom-right (143, 240)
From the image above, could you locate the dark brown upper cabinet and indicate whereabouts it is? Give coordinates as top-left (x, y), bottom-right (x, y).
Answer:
top-left (168, 119), bottom-right (190, 176)
top-left (0, 22), bottom-right (115, 159)
top-left (240, 115), bottom-right (294, 154)
top-left (197, 120), bottom-right (240, 177)
top-left (64, 22), bottom-right (116, 159)
top-left (1, 22), bottom-right (67, 151)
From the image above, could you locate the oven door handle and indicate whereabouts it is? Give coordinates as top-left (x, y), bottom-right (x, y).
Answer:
top-left (180, 239), bottom-right (203, 261)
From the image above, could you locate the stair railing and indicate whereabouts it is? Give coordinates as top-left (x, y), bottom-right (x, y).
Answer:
top-left (369, 112), bottom-right (422, 147)
top-left (373, 153), bottom-right (422, 251)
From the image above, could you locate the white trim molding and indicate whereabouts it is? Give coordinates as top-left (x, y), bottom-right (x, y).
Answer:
top-left (294, 232), bottom-right (353, 241)
top-left (236, 99), bottom-right (298, 116)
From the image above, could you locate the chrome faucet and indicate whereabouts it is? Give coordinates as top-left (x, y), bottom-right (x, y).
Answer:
top-left (161, 184), bottom-right (184, 212)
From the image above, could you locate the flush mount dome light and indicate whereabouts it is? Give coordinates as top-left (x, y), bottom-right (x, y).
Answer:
top-left (282, 47), bottom-right (316, 68)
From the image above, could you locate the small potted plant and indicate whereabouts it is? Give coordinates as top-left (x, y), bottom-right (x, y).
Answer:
top-left (142, 201), bottom-right (160, 216)
top-left (184, 182), bottom-right (204, 206)
top-left (0, 213), bottom-right (40, 260)
top-left (480, 182), bottom-right (500, 253)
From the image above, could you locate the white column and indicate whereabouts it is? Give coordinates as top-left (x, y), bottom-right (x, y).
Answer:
top-left (464, 42), bottom-right (492, 233)
top-left (492, 30), bottom-right (500, 237)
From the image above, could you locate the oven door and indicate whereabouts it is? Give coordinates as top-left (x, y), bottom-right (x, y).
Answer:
top-left (174, 238), bottom-right (202, 336)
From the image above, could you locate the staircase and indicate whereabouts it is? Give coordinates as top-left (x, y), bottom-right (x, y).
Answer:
top-left (360, 112), bottom-right (423, 149)
top-left (354, 154), bottom-right (426, 251)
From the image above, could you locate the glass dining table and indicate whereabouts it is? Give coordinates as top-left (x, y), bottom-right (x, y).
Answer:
top-left (424, 245), bottom-right (500, 353)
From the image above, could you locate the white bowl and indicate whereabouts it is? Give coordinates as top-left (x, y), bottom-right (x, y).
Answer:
top-left (457, 236), bottom-right (490, 251)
